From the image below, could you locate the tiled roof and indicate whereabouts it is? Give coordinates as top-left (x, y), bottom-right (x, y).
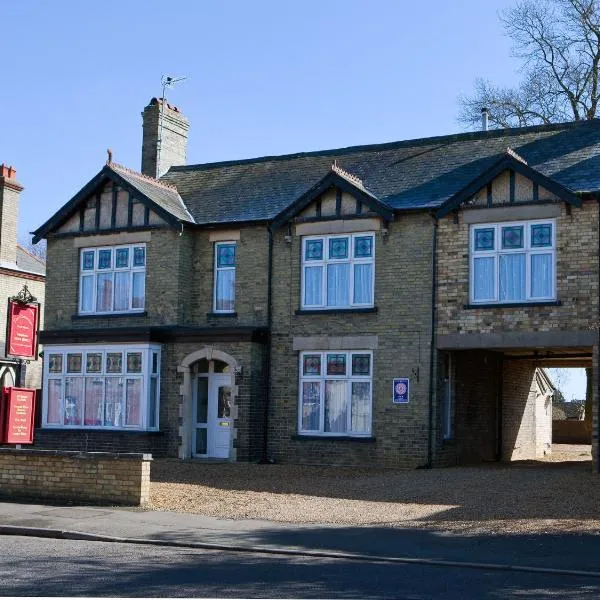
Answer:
top-left (160, 119), bottom-right (600, 225)
top-left (16, 246), bottom-right (45, 275)
top-left (109, 163), bottom-right (194, 224)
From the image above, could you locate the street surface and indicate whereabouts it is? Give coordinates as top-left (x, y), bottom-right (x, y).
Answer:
top-left (0, 535), bottom-right (598, 598)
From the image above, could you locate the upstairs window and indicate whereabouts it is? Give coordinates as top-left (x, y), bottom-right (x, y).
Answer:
top-left (302, 233), bottom-right (375, 309)
top-left (470, 220), bottom-right (555, 304)
top-left (79, 245), bottom-right (146, 314)
top-left (214, 242), bottom-right (236, 312)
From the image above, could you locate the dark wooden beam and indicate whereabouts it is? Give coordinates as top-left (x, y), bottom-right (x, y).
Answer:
top-left (533, 182), bottom-right (539, 201)
top-left (487, 183), bottom-right (493, 207)
top-left (127, 192), bottom-right (133, 227)
top-left (111, 185), bottom-right (118, 229)
top-left (335, 188), bottom-right (342, 216)
top-left (94, 191), bottom-right (101, 230)
top-left (509, 170), bottom-right (515, 203)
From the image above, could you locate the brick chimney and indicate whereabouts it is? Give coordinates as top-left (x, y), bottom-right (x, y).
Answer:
top-left (141, 97), bottom-right (189, 178)
top-left (0, 165), bottom-right (22, 266)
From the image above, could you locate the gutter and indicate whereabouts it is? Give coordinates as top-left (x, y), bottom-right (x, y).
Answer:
top-left (425, 214), bottom-right (438, 468)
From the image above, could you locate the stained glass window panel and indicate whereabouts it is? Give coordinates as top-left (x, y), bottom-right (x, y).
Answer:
top-left (48, 354), bottom-right (63, 373)
top-left (326, 354), bottom-right (346, 376)
top-left (305, 239), bottom-right (323, 261)
top-left (474, 228), bottom-right (494, 251)
top-left (115, 248), bottom-right (129, 268)
top-left (217, 244), bottom-right (236, 267)
top-left (106, 353), bottom-right (122, 373)
top-left (329, 237), bottom-right (349, 259)
top-left (127, 352), bottom-right (143, 373)
top-left (86, 353), bottom-right (102, 373)
top-left (67, 353), bottom-right (82, 373)
top-left (354, 236), bottom-right (373, 258)
top-left (303, 354), bottom-right (321, 375)
top-left (502, 226), bottom-right (524, 249)
top-left (98, 249), bottom-right (112, 269)
top-left (352, 354), bottom-right (371, 376)
top-left (531, 224), bottom-right (552, 247)
top-left (82, 251), bottom-right (95, 270)
top-left (133, 246), bottom-right (145, 267)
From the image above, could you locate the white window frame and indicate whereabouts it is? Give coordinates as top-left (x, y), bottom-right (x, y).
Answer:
top-left (42, 343), bottom-right (161, 431)
top-left (469, 219), bottom-right (556, 304)
top-left (79, 244), bottom-right (146, 315)
top-left (213, 241), bottom-right (237, 313)
top-left (297, 350), bottom-right (372, 437)
top-left (301, 233), bottom-right (375, 309)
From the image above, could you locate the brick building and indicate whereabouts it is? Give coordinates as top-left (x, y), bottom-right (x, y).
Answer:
top-left (0, 165), bottom-right (45, 390)
top-left (30, 98), bottom-right (600, 470)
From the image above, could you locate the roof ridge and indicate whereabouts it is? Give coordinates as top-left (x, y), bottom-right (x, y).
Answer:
top-left (331, 161), bottom-right (365, 189)
top-left (166, 119), bottom-right (600, 174)
top-left (505, 147), bottom-right (528, 164)
top-left (109, 162), bottom-right (179, 192)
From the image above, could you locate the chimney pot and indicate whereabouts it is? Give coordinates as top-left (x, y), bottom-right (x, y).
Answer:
top-left (0, 164), bottom-right (16, 180)
top-left (481, 107), bottom-right (489, 132)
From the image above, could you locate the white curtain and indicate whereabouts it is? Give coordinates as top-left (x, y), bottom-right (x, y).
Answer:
top-left (499, 254), bottom-right (525, 301)
top-left (353, 264), bottom-right (372, 304)
top-left (216, 269), bottom-right (235, 311)
top-left (531, 254), bottom-right (552, 298)
top-left (324, 380), bottom-right (347, 432)
top-left (114, 272), bottom-right (130, 311)
top-left (125, 379), bottom-right (142, 427)
top-left (132, 272), bottom-right (145, 309)
top-left (327, 263), bottom-right (350, 307)
top-left (80, 276), bottom-right (94, 312)
top-left (304, 266), bottom-right (322, 306)
top-left (64, 377), bottom-right (84, 426)
top-left (84, 377), bottom-right (104, 426)
top-left (96, 273), bottom-right (113, 312)
top-left (351, 382), bottom-right (370, 433)
top-left (473, 257), bottom-right (494, 301)
top-left (105, 378), bottom-right (123, 427)
top-left (47, 380), bottom-right (62, 424)
top-left (302, 381), bottom-right (320, 430)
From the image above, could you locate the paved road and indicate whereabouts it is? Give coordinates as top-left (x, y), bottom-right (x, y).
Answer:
top-left (1, 535), bottom-right (598, 599)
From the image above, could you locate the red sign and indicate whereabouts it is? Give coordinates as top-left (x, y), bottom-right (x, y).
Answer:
top-left (6, 301), bottom-right (39, 359)
top-left (1, 387), bottom-right (36, 444)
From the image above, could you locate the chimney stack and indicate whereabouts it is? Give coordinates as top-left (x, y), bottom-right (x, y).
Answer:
top-left (141, 97), bottom-right (189, 178)
top-left (481, 107), bottom-right (489, 132)
top-left (0, 164), bottom-right (22, 266)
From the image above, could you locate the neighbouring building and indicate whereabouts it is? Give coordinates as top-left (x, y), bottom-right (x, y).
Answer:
top-left (28, 98), bottom-right (600, 470)
top-left (0, 164), bottom-right (45, 390)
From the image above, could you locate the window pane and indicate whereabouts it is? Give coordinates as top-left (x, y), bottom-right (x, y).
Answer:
top-left (303, 354), bottom-right (321, 375)
top-left (327, 263), bottom-right (350, 306)
top-left (47, 379), bottom-right (62, 424)
top-left (531, 253), bottom-right (553, 298)
top-left (98, 249), bottom-right (112, 269)
top-left (304, 266), bottom-right (322, 305)
top-left (327, 354), bottom-right (346, 376)
top-left (218, 386), bottom-right (232, 418)
top-left (152, 352), bottom-right (159, 374)
top-left (82, 250), bottom-right (95, 270)
top-left (48, 354), bottom-right (63, 373)
top-left (474, 228), bottom-right (494, 251)
top-left (115, 248), bottom-right (129, 268)
top-left (96, 273), bottom-right (113, 312)
top-left (352, 354), bottom-right (371, 376)
top-left (325, 380), bottom-right (347, 433)
top-left (499, 254), bottom-right (526, 301)
top-left (125, 379), bottom-right (142, 427)
top-left (106, 353), bottom-right (122, 373)
top-left (80, 276), bottom-right (94, 312)
top-left (216, 269), bottom-right (235, 311)
top-left (127, 352), bottom-right (142, 373)
top-left (217, 244), bottom-right (236, 267)
top-left (502, 226), bottom-right (524, 249)
top-left (196, 377), bottom-right (208, 423)
top-left (305, 239), bottom-right (323, 261)
top-left (301, 381), bottom-right (320, 431)
top-left (114, 272), bottom-right (130, 311)
top-left (84, 377), bottom-right (104, 426)
top-left (351, 382), bottom-right (370, 433)
top-left (64, 377), bottom-right (84, 425)
top-left (86, 353), bottom-right (102, 373)
top-left (329, 237), bottom-right (349, 259)
top-left (195, 428), bottom-right (207, 455)
top-left (354, 236), bottom-right (373, 258)
top-left (353, 263), bottom-right (373, 304)
top-left (105, 378), bottom-right (123, 426)
top-left (473, 257), bottom-right (495, 301)
top-left (531, 224), bottom-right (552, 247)
top-left (133, 246), bottom-right (145, 267)
top-left (67, 353), bottom-right (82, 373)
top-left (132, 272), bottom-right (145, 309)
top-left (149, 377), bottom-right (158, 429)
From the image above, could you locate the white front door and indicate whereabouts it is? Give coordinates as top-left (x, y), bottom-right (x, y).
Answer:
top-left (192, 373), bottom-right (233, 458)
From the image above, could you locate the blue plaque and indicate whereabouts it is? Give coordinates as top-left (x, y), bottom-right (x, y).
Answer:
top-left (393, 378), bottom-right (410, 404)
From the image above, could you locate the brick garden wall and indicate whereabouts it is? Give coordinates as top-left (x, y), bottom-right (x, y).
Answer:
top-left (0, 449), bottom-right (151, 505)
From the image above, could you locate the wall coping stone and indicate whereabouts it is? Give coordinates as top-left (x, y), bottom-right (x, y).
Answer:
top-left (0, 448), bottom-right (152, 460)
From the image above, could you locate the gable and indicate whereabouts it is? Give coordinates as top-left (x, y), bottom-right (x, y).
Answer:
top-left (297, 186), bottom-right (381, 220)
top-left (467, 169), bottom-right (561, 208)
top-left (56, 180), bottom-right (167, 235)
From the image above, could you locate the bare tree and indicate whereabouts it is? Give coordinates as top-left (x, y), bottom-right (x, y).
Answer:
top-left (19, 236), bottom-right (47, 261)
top-left (458, 0), bottom-right (600, 129)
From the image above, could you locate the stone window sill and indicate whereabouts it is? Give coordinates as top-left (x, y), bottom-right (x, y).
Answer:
top-left (37, 427), bottom-right (165, 436)
top-left (72, 312), bottom-right (148, 320)
top-left (291, 434), bottom-right (376, 443)
top-left (295, 307), bottom-right (378, 315)
top-left (463, 301), bottom-right (561, 309)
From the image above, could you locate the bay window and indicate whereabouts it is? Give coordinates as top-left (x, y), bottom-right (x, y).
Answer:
top-left (79, 244), bottom-right (146, 314)
top-left (301, 233), bottom-right (375, 309)
top-left (470, 220), bottom-right (555, 304)
top-left (298, 350), bottom-right (372, 436)
top-left (43, 344), bottom-right (160, 430)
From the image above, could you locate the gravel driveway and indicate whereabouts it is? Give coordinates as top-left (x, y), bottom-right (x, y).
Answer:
top-left (150, 444), bottom-right (600, 535)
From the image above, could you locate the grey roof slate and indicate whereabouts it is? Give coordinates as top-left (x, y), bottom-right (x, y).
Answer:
top-left (16, 246), bottom-right (45, 275)
top-left (160, 119), bottom-right (600, 225)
